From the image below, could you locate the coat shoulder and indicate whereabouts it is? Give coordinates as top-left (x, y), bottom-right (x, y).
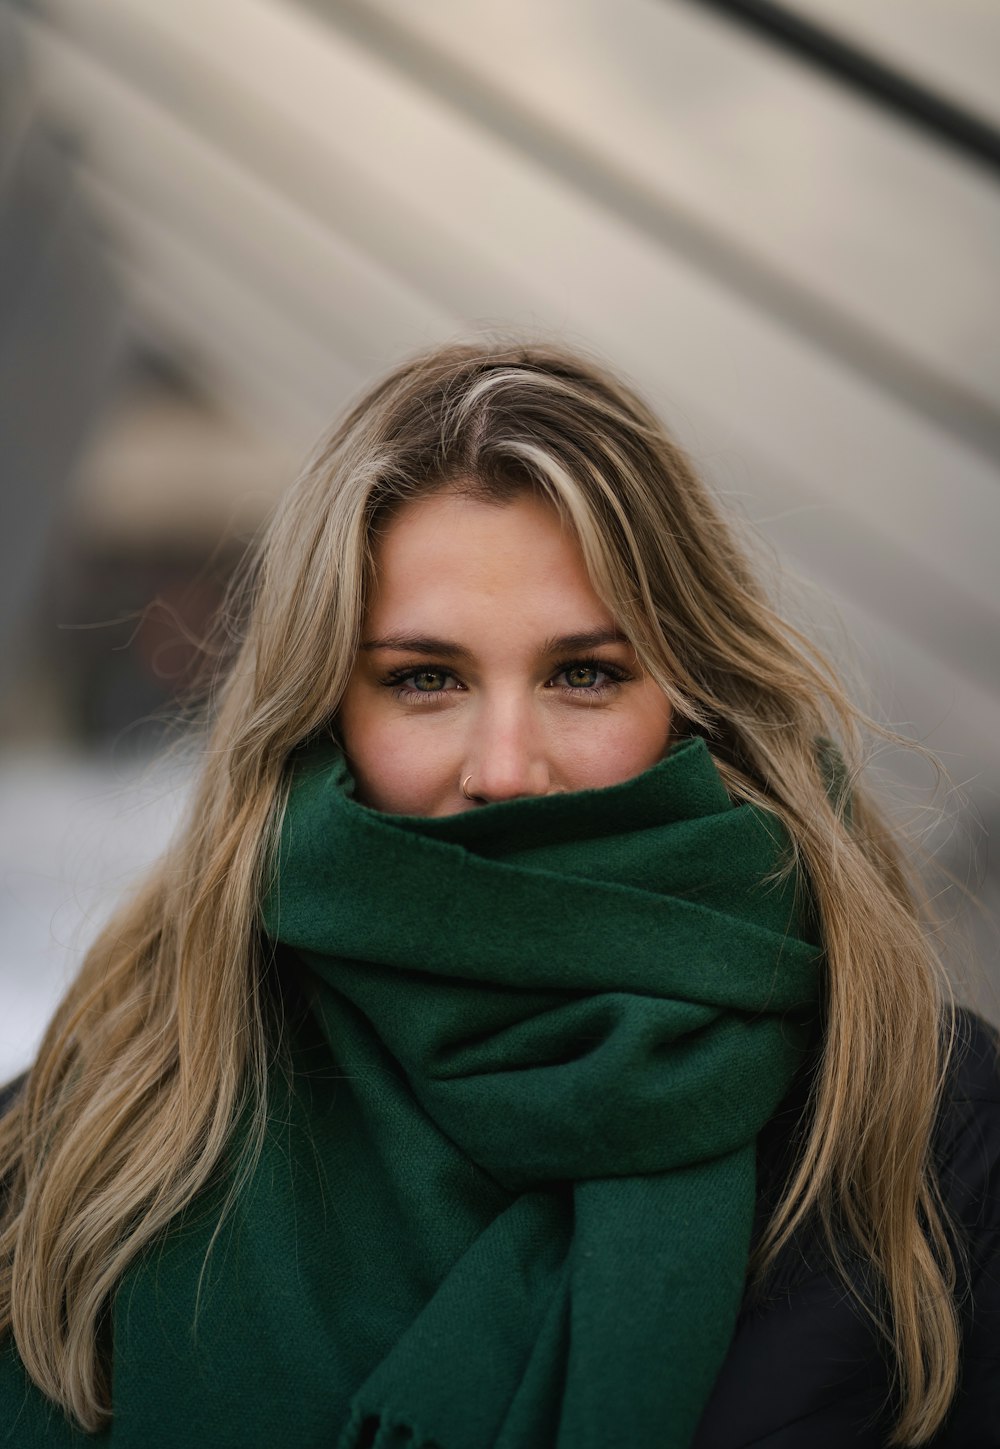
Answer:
top-left (694, 1005), bottom-right (1000, 1448)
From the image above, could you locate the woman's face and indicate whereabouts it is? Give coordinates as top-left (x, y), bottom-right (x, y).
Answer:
top-left (337, 487), bottom-right (673, 816)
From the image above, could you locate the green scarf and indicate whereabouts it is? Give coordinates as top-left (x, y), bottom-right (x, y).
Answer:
top-left (266, 733), bottom-right (822, 1448)
top-left (0, 735), bottom-right (822, 1448)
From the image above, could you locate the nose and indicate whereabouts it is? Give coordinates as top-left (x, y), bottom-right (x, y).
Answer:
top-left (463, 697), bottom-right (551, 804)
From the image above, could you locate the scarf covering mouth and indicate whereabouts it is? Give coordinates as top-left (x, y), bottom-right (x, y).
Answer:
top-left (260, 733), bottom-right (824, 1449)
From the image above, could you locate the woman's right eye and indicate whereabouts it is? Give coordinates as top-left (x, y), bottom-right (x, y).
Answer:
top-left (381, 666), bottom-right (462, 701)
top-left (408, 670), bottom-right (450, 692)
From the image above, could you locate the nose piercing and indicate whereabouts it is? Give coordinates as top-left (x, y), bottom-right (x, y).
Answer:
top-left (462, 777), bottom-right (566, 800)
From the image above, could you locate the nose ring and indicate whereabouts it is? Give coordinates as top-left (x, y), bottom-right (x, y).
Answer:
top-left (462, 777), bottom-right (566, 800)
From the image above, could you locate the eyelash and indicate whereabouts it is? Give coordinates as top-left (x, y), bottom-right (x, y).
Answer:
top-left (380, 657), bottom-right (632, 704)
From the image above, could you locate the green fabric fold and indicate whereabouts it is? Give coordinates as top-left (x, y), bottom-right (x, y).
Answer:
top-left (262, 733), bottom-right (823, 1449)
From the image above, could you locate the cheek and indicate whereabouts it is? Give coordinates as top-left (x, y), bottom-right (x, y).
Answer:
top-left (353, 746), bottom-right (453, 814)
top-left (336, 692), bottom-right (457, 813)
top-left (559, 695), bottom-right (672, 790)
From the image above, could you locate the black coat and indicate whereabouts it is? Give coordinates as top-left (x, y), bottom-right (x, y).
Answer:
top-left (1, 1008), bottom-right (998, 1446)
top-left (695, 1006), bottom-right (1000, 1446)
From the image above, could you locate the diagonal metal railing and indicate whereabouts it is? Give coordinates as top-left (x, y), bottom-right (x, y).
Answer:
top-left (686, 0), bottom-right (1000, 180)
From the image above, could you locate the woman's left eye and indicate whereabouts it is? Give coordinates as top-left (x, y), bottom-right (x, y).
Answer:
top-left (549, 659), bottom-right (629, 693)
top-left (562, 664), bottom-right (602, 688)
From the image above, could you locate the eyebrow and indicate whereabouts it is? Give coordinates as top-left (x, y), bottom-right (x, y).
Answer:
top-left (360, 629), bottom-right (630, 658)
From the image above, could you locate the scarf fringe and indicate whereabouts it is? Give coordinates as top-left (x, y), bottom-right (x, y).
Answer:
top-left (338, 1405), bottom-right (442, 1449)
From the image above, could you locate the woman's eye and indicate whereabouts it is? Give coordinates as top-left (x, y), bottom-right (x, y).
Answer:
top-left (563, 664), bottom-right (601, 688)
top-left (410, 670), bottom-right (450, 692)
top-left (549, 659), bottom-right (628, 693)
top-left (382, 667), bottom-right (461, 700)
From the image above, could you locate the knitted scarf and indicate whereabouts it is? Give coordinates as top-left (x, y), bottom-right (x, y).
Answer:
top-left (0, 734), bottom-right (823, 1448)
top-left (263, 733), bottom-right (822, 1449)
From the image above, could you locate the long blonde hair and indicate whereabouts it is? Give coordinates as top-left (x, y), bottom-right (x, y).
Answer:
top-left (0, 335), bottom-right (962, 1442)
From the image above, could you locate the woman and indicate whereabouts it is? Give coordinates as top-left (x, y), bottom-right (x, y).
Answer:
top-left (0, 337), bottom-right (997, 1448)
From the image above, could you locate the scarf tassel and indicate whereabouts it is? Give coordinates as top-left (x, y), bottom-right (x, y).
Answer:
top-left (338, 1406), bottom-right (442, 1449)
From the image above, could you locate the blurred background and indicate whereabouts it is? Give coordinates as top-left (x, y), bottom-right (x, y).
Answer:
top-left (1, 0), bottom-right (998, 1078)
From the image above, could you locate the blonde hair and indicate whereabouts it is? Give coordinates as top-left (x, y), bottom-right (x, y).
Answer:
top-left (0, 335), bottom-right (962, 1442)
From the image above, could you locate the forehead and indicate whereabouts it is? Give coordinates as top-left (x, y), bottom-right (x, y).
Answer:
top-left (367, 490), bottom-right (612, 627)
